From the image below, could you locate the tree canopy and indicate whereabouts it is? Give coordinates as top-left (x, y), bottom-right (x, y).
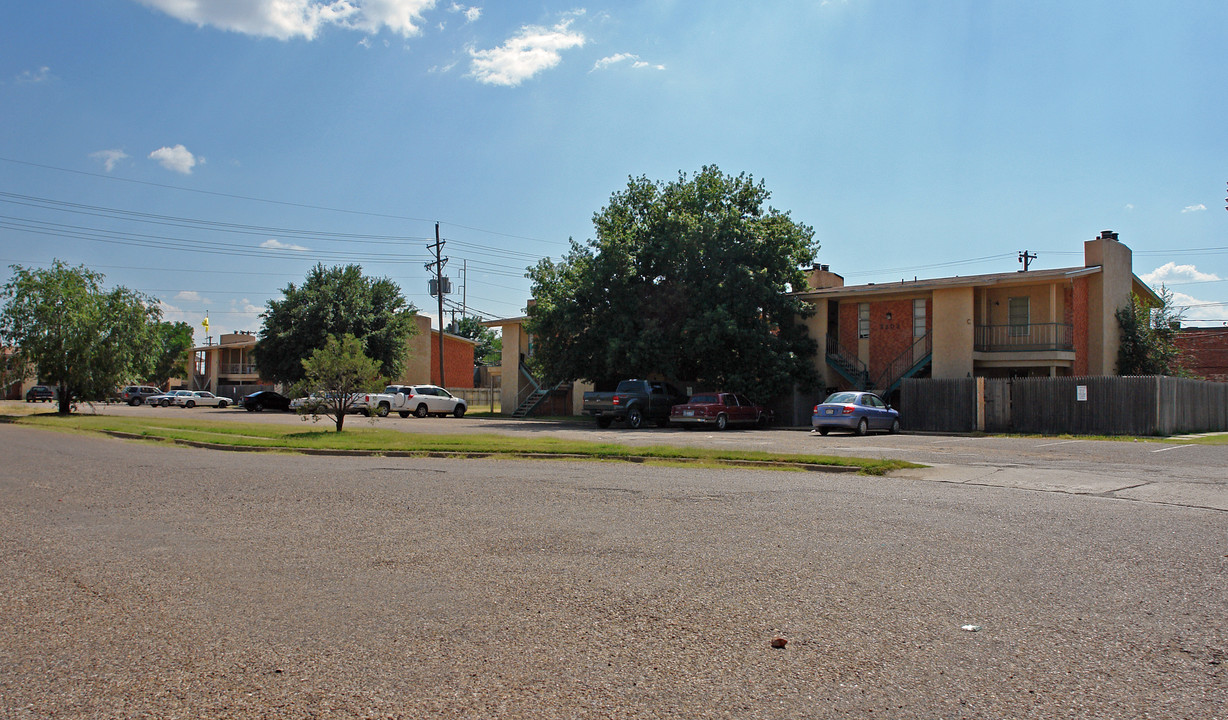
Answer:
top-left (254, 264), bottom-right (418, 384)
top-left (1, 260), bottom-right (161, 413)
top-left (526, 166), bottom-right (820, 399)
top-left (294, 333), bottom-right (383, 432)
top-left (151, 321), bottom-right (195, 385)
top-left (449, 315), bottom-right (501, 366)
top-left (1117, 288), bottom-right (1187, 376)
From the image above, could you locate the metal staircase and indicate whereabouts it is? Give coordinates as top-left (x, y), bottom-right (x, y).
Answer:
top-left (825, 336), bottom-right (872, 390)
top-left (871, 332), bottom-right (932, 396)
top-left (511, 362), bottom-right (561, 418)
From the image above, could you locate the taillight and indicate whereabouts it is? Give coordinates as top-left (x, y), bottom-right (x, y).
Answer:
top-left (842, 405), bottom-right (855, 415)
top-left (613, 396), bottom-right (621, 405)
top-left (812, 405), bottom-right (819, 413)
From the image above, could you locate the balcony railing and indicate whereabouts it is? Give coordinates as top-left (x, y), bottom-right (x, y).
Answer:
top-left (220, 363), bottom-right (259, 375)
top-left (975, 323), bottom-right (1073, 352)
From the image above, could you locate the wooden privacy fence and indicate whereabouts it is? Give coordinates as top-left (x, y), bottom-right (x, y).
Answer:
top-left (900, 376), bottom-right (1228, 436)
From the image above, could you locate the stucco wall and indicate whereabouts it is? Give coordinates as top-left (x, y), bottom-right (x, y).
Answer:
top-left (931, 287), bottom-right (974, 379)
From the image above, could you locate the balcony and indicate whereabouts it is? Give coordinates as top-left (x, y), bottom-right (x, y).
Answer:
top-left (975, 323), bottom-right (1073, 352)
top-left (219, 363), bottom-right (259, 375)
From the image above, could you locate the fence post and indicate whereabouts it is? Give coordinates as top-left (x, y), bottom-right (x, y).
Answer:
top-left (975, 376), bottom-right (985, 433)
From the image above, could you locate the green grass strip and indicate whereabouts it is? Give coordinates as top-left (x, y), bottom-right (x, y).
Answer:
top-left (13, 413), bottom-right (921, 475)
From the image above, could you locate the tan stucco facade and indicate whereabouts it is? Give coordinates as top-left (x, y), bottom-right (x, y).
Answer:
top-left (931, 286), bottom-right (975, 379)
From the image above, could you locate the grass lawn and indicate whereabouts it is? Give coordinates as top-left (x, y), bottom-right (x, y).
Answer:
top-left (10, 412), bottom-right (921, 475)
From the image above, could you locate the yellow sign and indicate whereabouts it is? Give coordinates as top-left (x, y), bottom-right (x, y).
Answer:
top-left (201, 316), bottom-right (210, 334)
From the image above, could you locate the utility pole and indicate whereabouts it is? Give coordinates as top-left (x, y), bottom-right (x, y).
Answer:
top-left (1018, 250), bottom-right (1037, 272)
top-left (426, 223), bottom-right (447, 388)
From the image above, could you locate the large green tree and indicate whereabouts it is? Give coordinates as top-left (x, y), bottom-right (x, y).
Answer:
top-left (1117, 288), bottom-right (1187, 376)
top-left (1, 260), bottom-right (161, 413)
top-left (254, 264), bottom-right (418, 384)
top-left (526, 166), bottom-right (820, 399)
top-left (151, 321), bottom-right (195, 385)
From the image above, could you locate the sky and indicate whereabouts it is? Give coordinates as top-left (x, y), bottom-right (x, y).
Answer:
top-left (2, 0), bottom-right (1226, 346)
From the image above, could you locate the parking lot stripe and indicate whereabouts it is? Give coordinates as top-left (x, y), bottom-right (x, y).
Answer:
top-left (1036, 440), bottom-right (1084, 447)
top-left (1151, 444), bottom-right (1195, 453)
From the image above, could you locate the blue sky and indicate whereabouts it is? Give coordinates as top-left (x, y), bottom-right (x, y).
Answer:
top-left (2, 0), bottom-right (1226, 344)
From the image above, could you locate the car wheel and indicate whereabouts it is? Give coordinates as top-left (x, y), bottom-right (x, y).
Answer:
top-left (253, 402), bottom-right (264, 412)
top-left (715, 413), bottom-right (728, 431)
top-left (819, 427), bottom-right (830, 436)
top-left (890, 418), bottom-right (900, 434)
top-left (453, 405), bottom-right (466, 418)
top-left (855, 418), bottom-right (869, 436)
top-left (218, 400), bottom-right (228, 408)
top-left (129, 398), bottom-right (140, 406)
top-left (376, 404), bottom-right (389, 418)
top-left (596, 417), bottom-right (612, 428)
top-left (757, 413), bottom-right (770, 428)
top-left (185, 400), bottom-right (195, 408)
top-left (415, 403), bottom-right (429, 418)
top-left (626, 407), bottom-right (643, 429)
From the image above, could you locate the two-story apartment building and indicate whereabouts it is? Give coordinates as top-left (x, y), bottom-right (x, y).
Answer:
top-left (795, 230), bottom-right (1160, 399)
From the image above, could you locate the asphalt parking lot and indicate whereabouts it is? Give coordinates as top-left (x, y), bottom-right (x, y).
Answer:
top-left (1, 422), bottom-right (1224, 719)
top-left (77, 401), bottom-right (1228, 512)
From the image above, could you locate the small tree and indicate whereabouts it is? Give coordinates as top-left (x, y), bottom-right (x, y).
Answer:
top-left (295, 333), bottom-right (382, 432)
top-left (1, 261), bottom-right (160, 413)
top-left (1117, 287), bottom-right (1186, 376)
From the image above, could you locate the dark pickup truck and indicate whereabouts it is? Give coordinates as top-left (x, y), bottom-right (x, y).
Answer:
top-left (582, 379), bottom-right (688, 429)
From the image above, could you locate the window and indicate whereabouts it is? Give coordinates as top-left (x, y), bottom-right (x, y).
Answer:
top-left (858, 303), bottom-right (870, 339)
top-left (913, 298), bottom-right (926, 338)
top-left (1008, 296), bottom-right (1030, 337)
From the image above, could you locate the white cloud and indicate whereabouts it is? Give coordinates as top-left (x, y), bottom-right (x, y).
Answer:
top-left (149, 144), bottom-right (201, 174)
top-left (229, 298), bottom-right (264, 330)
top-left (136, 0), bottom-right (435, 40)
top-left (1181, 204), bottom-right (1207, 213)
top-left (90, 149), bottom-right (129, 172)
top-left (174, 290), bottom-right (212, 304)
top-left (1141, 262), bottom-right (1221, 286)
top-left (449, 3), bottom-right (480, 23)
top-left (1164, 289), bottom-right (1224, 326)
top-left (16, 66), bottom-right (51, 83)
top-left (261, 238), bottom-right (310, 251)
top-left (592, 53), bottom-right (663, 72)
top-left (468, 17), bottom-right (585, 87)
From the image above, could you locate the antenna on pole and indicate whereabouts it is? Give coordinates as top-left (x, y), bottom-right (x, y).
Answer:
top-left (426, 223), bottom-right (448, 387)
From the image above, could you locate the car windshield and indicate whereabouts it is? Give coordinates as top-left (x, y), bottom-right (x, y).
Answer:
top-left (824, 392), bottom-right (859, 404)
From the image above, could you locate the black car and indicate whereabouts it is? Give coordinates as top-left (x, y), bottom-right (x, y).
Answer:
top-left (242, 390), bottom-right (291, 412)
top-left (25, 385), bottom-right (55, 402)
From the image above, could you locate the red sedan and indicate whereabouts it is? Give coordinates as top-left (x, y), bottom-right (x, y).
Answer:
top-left (669, 392), bottom-right (771, 431)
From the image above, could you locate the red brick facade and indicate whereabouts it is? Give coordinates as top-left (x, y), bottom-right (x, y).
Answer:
top-left (1072, 276), bottom-right (1089, 376)
top-left (429, 334), bottom-right (476, 388)
top-left (834, 298), bottom-right (932, 382)
top-left (1175, 328), bottom-right (1228, 382)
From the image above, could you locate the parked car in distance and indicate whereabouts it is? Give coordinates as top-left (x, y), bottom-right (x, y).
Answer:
top-left (811, 391), bottom-right (900, 436)
top-left (120, 385), bottom-right (163, 406)
top-left (669, 392), bottom-right (771, 430)
top-left (359, 384), bottom-right (467, 418)
top-left (290, 392), bottom-right (365, 414)
top-left (177, 390), bottom-right (229, 408)
top-left (25, 385), bottom-right (55, 402)
top-left (582, 379), bottom-right (688, 429)
top-left (146, 390), bottom-right (192, 407)
top-left (241, 390), bottom-right (291, 412)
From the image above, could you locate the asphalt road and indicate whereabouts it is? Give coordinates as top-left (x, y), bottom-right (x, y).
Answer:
top-left (1, 421), bottom-right (1225, 718)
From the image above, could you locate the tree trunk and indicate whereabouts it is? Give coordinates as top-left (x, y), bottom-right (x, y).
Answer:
top-left (334, 412), bottom-right (345, 432)
top-left (57, 385), bottom-right (72, 414)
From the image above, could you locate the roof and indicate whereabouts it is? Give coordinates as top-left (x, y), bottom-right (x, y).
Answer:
top-left (794, 264), bottom-right (1163, 306)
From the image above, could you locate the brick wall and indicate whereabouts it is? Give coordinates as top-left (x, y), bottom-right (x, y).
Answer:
top-left (868, 298), bottom-right (916, 379)
top-left (1073, 277), bottom-right (1089, 376)
top-left (838, 301), bottom-right (858, 351)
top-left (1175, 328), bottom-right (1228, 381)
top-left (429, 334), bottom-right (476, 388)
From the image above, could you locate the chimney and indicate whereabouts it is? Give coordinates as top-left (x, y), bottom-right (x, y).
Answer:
top-left (805, 263), bottom-right (844, 290)
top-left (1098, 230), bottom-right (1119, 241)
